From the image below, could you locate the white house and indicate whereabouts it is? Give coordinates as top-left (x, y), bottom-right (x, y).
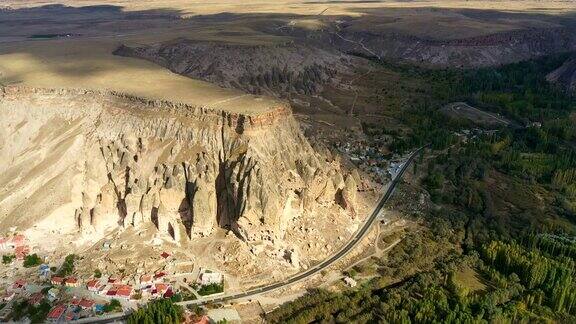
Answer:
top-left (197, 270), bottom-right (223, 286)
top-left (343, 277), bottom-right (357, 288)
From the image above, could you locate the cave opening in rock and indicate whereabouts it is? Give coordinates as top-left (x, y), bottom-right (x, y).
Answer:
top-left (151, 207), bottom-right (159, 229)
top-left (181, 162), bottom-right (196, 239)
top-left (116, 199), bottom-right (127, 227)
top-left (215, 151), bottom-right (257, 239)
top-left (179, 197), bottom-right (193, 239)
top-left (215, 159), bottom-right (233, 230)
top-left (168, 222), bottom-right (175, 241)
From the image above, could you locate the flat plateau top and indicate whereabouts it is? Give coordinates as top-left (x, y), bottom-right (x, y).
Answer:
top-left (0, 0), bottom-right (573, 114)
top-left (0, 39), bottom-right (282, 115)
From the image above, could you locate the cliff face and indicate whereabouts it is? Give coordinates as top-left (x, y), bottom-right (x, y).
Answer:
top-left (0, 87), bottom-right (357, 245)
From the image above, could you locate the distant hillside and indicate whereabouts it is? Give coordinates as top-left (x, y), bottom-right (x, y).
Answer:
top-left (114, 40), bottom-right (351, 97)
top-left (547, 56), bottom-right (576, 93)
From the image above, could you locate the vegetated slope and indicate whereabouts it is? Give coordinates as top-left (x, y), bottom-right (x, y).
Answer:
top-left (547, 55), bottom-right (576, 94)
top-left (267, 53), bottom-right (576, 323)
top-left (114, 40), bottom-right (350, 96)
top-left (0, 87), bottom-right (360, 250)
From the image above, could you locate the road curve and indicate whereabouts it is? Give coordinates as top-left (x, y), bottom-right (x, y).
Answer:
top-left (178, 146), bottom-right (426, 306)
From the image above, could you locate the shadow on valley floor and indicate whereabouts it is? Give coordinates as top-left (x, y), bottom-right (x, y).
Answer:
top-left (1, 3), bottom-right (576, 85)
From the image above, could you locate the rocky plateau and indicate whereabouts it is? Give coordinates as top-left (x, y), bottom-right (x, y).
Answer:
top-left (0, 86), bottom-right (365, 272)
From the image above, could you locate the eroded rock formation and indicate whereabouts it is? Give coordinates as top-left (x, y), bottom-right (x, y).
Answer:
top-left (113, 41), bottom-right (349, 96)
top-left (0, 86), bottom-right (358, 245)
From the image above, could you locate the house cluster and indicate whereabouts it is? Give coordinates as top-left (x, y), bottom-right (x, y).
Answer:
top-left (1, 277), bottom-right (103, 322)
top-left (387, 161), bottom-right (405, 178)
top-left (1, 278), bottom-right (38, 304)
top-left (46, 297), bottom-right (99, 322)
top-left (0, 234), bottom-right (30, 260)
top-left (335, 139), bottom-right (390, 184)
top-left (51, 276), bottom-right (81, 288)
top-left (84, 271), bottom-right (175, 301)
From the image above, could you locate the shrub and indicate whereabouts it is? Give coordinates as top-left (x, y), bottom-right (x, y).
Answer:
top-left (197, 283), bottom-right (224, 296)
top-left (57, 254), bottom-right (76, 276)
top-left (23, 254), bottom-right (42, 268)
top-left (2, 254), bottom-right (15, 265)
top-left (103, 299), bottom-right (122, 313)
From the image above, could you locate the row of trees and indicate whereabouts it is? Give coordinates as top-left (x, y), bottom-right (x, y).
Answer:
top-left (127, 299), bottom-right (183, 324)
top-left (526, 233), bottom-right (576, 261)
top-left (481, 240), bottom-right (576, 314)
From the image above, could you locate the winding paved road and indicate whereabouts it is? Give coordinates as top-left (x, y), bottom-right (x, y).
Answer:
top-left (177, 146), bottom-right (425, 306)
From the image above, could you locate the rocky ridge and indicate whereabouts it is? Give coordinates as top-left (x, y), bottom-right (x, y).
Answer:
top-left (330, 26), bottom-right (576, 67)
top-left (0, 86), bottom-right (360, 248)
top-left (114, 41), bottom-right (350, 96)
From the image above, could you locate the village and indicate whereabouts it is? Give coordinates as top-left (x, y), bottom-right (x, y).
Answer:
top-left (333, 127), bottom-right (406, 184)
top-left (0, 232), bottom-right (225, 323)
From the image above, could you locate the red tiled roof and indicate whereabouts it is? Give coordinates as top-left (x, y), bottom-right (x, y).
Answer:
top-left (65, 311), bottom-right (75, 321)
top-left (87, 279), bottom-right (101, 288)
top-left (70, 298), bottom-right (80, 306)
top-left (160, 252), bottom-right (170, 259)
top-left (154, 283), bottom-right (168, 293)
top-left (15, 279), bottom-right (26, 284)
top-left (163, 289), bottom-right (174, 298)
top-left (154, 272), bottom-right (166, 279)
top-left (106, 289), bottom-right (117, 296)
top-left (65, 277), bottom-right (78, 284)
top-left (13, 279), bottom-right (26, 288)
top-left (79, 298), bottom-right (95, 309)
top-left (193, 315), bottom-right (210, 324)
top-left (15, 245), bottom-right (30, 258)
top-left (140, 275), bottom-right (152, 283)
top-left (47, 305), bottom-right (67, 319)
top-left (51, 276), bottom-right (64, 284)
top-left (116, 286), bottom-right (132, 297)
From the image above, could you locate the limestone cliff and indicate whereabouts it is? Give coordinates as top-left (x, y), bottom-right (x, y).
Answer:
top-left (0, 86), bottom-right (357, 246)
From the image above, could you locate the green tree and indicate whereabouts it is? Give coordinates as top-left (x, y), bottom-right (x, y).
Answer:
top-left (23, 254), bottom-right (42, 267)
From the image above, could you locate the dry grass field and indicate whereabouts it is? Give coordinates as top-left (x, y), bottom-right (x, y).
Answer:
top-left (4, 1), bottom-right (575, 16)
top-left (0, 1), bottom-right (574, 111)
